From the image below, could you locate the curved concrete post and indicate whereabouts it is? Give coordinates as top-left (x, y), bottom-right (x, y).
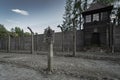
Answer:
top-left (57, 25), bottom-right (64, 52)
top-left (27, 27), bottom-right (34, 54)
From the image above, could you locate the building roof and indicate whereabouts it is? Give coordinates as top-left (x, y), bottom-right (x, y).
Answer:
top-left (85, 2), bottom-right (107, 12)
top-left (82, 2), bottom-right (113, 16)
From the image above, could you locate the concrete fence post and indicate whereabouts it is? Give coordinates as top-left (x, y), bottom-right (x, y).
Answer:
top-left (72, 18), bottom-right (77, 57)
top-left (27, 27), bottom-right (34, 54)
top-left (8, 35), bottom-right (10, 53)
top-left (44, 27), bottom-right (54, 72)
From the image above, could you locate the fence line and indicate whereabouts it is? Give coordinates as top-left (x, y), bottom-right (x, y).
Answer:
top-left (0, 30), bottom-right (84, 53)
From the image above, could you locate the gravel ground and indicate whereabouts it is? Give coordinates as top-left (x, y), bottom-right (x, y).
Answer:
top-left (0, 53), bottom-right (120, 80)
top-left (0, 63), bottom-right (79, 80)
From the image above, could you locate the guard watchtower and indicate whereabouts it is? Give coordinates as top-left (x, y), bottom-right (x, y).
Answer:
top-left (82, 2), bottom-right (113, 47)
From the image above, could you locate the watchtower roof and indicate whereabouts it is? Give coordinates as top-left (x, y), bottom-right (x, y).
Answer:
top-left (82, 2), bottom-right (113, 15)
top-left (86, 2), bottom-right (107, 12)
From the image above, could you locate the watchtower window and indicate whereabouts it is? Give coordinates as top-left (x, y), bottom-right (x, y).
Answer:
top-left (101, 12), bottom-right (108, 21)
top-left (86, 15), bottom-right (91, 23)
top-left (93, 13), bottom-right (99, 21)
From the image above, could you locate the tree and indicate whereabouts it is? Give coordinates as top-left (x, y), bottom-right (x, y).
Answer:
top-left (10, 28), bottom-right (16, 37)
top-left (57, 0), bottom-right (73, 52)
top-left (15, 27), bottom-right (24, 37)
top-left (60, 0), bottom-right (82, 34)
top-left (118, 7), bottom-right (120, 25)
top-left (62, 0), bottom-right (73, 31)
top-left (73, 0), bottom-right (83, 29)
top-left (24, 32), bottom-right (31, 36)
top-left (0, 24), bottom-right (8, 38)
top-left (60, 0), bottom-right (83, 55)
top-left (83, 0), bottom-right (88, 10)
top-left (10, 27), bottom-right (24, 37)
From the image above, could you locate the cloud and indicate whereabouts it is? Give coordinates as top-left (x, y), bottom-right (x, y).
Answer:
top-left (11, 9), bottom-right (29, 16)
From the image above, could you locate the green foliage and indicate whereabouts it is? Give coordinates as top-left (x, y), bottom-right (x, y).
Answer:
top-left (24, 32), bottom-right (31, 37)
top-left (118, 7), bottom-right (120, 25)
top-left (0, 24), bottom-right (8, 38)
top-left (61, 0), bottom-right (73, 31)
top-left (15, 27), bottom-right (24, 37)
top-left (10, 27), bottom-right (24, 37)
top-left (0, 25), bottom-right (31, 38)
top-left (59, 0), bottom-right (84, 31)
top-left (118, 7), bottom-right (120, 18)
top-left (10, 27), bottom-right (30, 37)
top-left (82, 0), bottom-right (88, 11)
top-left (72, 0), bottom-right (83, 29)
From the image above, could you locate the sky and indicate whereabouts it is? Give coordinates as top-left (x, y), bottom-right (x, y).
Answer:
top-left (0, 0), bottom-right (65, 34)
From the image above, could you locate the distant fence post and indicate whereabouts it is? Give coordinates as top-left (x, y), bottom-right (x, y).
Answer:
top-left (27, 27), bottom-right (34, 54)
top-left (57, 25), bottom-right (64, 52)
top-left (7, 34), bottom-right (10, 53)
top-left (35, 33), bottom-right (38, 51)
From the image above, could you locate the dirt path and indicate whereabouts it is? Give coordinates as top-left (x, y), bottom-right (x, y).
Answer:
top-left (0, 53), bottom-right (120, 80)
top-left (0, 63), bottom-right (80, 80)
